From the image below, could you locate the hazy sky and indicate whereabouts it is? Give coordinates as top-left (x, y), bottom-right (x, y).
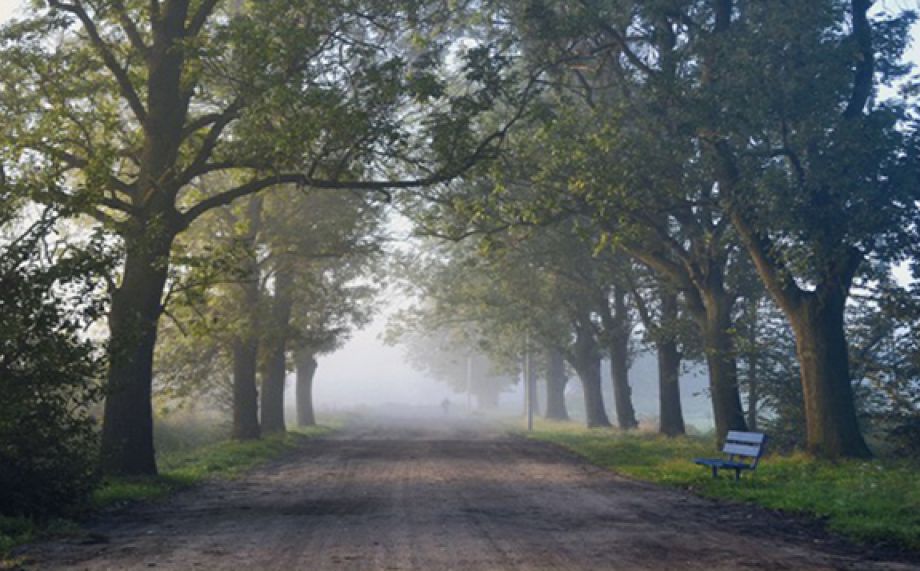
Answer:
top-left (0, 1), bottom-right (18, 22)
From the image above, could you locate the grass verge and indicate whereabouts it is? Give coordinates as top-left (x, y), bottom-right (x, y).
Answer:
top-left (93, 425), bottom-right (332, 509)
top-left (522, 419), bottom-right (920, 551)
top-left (1, 424), bottom-right (333, 564)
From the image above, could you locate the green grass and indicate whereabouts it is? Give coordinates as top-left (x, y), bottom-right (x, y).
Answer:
top-left (522, 420), bottom-right (920, 551)
top-left (93, 425), bottom-right (333, 508)
top-left (1, 423), bottom-right (333, 563)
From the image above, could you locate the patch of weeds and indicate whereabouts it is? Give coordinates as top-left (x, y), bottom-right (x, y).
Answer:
top-left (4, 425), bottom-right (334, 561)
top-left (525, 420), bottom-right (920, 551)
top-left (0, 516), bottom-right (81, 566)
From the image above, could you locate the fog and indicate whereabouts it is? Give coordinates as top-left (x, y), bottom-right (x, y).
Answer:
top-left (0, 1), bottom-right (17, 21)
top-left (310, 309), bottom-right (453, 410)
top-left (300, 279), bottom-right (718, 429)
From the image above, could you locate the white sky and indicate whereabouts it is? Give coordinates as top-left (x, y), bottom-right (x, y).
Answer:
top-left (0, 1), bottom-right (19, 22)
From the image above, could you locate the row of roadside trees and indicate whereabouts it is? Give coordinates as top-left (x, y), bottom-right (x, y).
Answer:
top-left (1, 0), bottom-right (919, 522)
top-left (391, 0), bottom-right (920, 459)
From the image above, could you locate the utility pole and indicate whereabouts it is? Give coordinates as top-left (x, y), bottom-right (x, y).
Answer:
top-left (525, 331), bottom-right (534, 432)
top-left (466, 354), bottom-right (472, 412)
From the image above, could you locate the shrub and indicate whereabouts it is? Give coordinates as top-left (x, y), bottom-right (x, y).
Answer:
top-left (0, 211), bottom-right (111, 519)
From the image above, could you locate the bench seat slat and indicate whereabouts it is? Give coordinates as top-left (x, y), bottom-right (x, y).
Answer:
top-left (722, 443), bottom-right (762, 457)
top-left (694, 458), bottom-right (753, 470)
top-left (726, 431), bottom-right (765, 444)
top-left (695, 431), bottom-right (767, 480)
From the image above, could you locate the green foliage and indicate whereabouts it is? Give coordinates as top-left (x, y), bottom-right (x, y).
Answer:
top-left (157, 188), bottom-right (384, 409)
top-left (0, 210), bottom-right (113, 520)
top-left (528, 422), bottom-right (920, 550)
top-left (851, 282), bottom-right (920, 455)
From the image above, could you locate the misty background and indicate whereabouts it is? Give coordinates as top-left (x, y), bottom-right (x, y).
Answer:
top-left (0, 0), bottom-right (913, 432)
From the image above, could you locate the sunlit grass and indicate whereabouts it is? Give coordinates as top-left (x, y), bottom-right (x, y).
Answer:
top-left (1, 424), bottom-right (333, 561)
top-left (94, 425), bottom-right (333, 509)
top-left (524, 419), bottom-right (920, 551)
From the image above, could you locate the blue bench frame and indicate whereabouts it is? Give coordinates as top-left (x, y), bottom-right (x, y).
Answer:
top-left (694, 431), bottom-right (767, 481)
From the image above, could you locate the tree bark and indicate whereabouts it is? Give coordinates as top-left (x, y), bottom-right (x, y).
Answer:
top-left (573, 357), bottom-right (609, 428)
top-left (231, 196), bottom-right (263, 440)
top-left (696, 288), bottom-right (748, 442)
top-left (569, 321), bottom-right (611, 428)
top-left (787, 289), bottom-right (871, 458)
top-left (657, 339), bottom-right (684, 436)
top-left (232, 337), bottom-right (261, 440)
top-left (544, 347), bottom-right (569, 420)
top-left (657, 291), bottom-right (685, 436)
top-left (98, 6), bottom-right (191, 476)
top-left (723, 157), bottom-right (872, 458)
top-left (295, 349), bottom-right (318, 427)
top-left (260, 267), bottom-right (294, 434)
top-left (100, 230), bottom-right (174, 476)
top-left (610, 287), bottom-right (638, 429)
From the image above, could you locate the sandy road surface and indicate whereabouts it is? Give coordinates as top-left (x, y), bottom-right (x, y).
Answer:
top-left (22, 415), bottom-right (920, 570)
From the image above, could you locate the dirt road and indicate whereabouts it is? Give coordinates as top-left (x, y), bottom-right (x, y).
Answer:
top-left (23, 415), bottom-right (920, 570)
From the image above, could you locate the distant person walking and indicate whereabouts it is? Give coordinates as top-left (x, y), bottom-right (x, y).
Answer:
top-left (441, 398), bottom-right (451, 416)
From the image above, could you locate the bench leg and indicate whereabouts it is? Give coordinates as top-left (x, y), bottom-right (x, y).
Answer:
top-left (734, 468), bottom-right (741, 481)
top-left (711, 466), bottom-right (718, 479)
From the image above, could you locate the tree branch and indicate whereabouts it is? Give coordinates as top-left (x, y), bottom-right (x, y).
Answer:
top-left (49, 0), bottom-right (148, 124)
top-left (843, 0), bottom-right (873, 119)
top-left (187, 0), bottom-right (222, 36)
top-left (33, 145), bottom-right (138, 212)
top-left (111, 0), bottom-right (150, 57)
top-left (178, 98), bottom-right (245, 184)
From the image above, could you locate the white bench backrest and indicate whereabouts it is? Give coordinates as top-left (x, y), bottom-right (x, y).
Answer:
top-left (722, 431), bottom-right (766, 459)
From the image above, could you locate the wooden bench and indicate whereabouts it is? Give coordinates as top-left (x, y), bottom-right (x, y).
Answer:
top-left (694, 431), bottom-right (767, 481)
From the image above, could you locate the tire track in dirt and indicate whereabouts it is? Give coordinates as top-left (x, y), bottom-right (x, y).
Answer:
top-left (21, 416), bottom-right (920, 570)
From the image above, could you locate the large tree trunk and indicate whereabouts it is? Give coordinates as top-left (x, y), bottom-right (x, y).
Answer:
top-left (726, 168), bottom-right (872, 458)
top-left (260, 267), bottom-right (294, 434)
top-left (569, 321), bottom-right (611, 428)
top-left (657, 292), bottom-right (685, 437)
top-left (610, 345), bottom-right (637, 429)
top-left (657, 340), bottom-right (685, 437)
top-left (99, 9), bottom-right (192, 475)
top-left (100, 230), bottom-right (174, 476)
top-left (295, 349), bottom-right (318, 427)
top-left (231, 197), bottom-right (263, 440)
top-left (610, 287), bottom-right (638, 429)
top-left (788, 290), bottom-right (871, 458)
top-left (572, 357), bottom-right (609, 428)
top-left (232, 337), bottom-right (261, 440)
top-left (698, 289), bottom-right (748, 442)
top-left (544, 347), bottom-right (569, 421)
top-left (260, 344), bottom-right (287, 434)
